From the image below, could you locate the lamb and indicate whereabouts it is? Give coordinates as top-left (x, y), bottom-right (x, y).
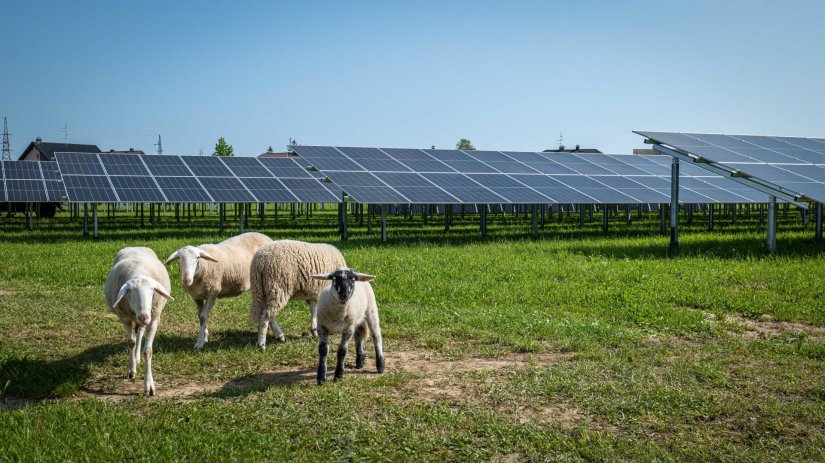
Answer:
top-left (249, 239), bottom-right (346, 349)
top-left (104, 247), bottom-right (173, 396)
top-left (164, 232), bottom-right (273, 349)
top-left (311, 268), bottom-right (385, 384)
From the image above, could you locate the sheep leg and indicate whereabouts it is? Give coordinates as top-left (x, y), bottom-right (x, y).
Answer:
top-left (354, 323), bottom-right (367, 369)
top-left (143, 317), bottom-right (160, 396)
top-left (308, 300), bottom-right (319, 337)
top-left (135, 325), bottom-right (146, 366)
top-left (366, 310), bottom-right (385, 373)
top-left (268, 319), bottom-right (286, 343)
top-left (335, 329), bottom-right (354, 381)
top-left (317, 328), bottom-right (329, 385)
top-left (195, 297), bottom-right (217, 350)
top-left (124, 323), bottom-right (137, 379)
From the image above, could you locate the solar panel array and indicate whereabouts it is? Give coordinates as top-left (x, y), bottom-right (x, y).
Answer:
top-left (636, 131), bottom-right (825, 203)
top-left (50, 153), bottom-right (340, 203)
top-left (1, 161), bottom-right (67, 202)
top-left (289, 145), bottom-right (770, 204)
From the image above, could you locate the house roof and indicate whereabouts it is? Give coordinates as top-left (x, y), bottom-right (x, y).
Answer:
top-left (18, 141), bottom-right (101, 160)
top-left (257, 152), bottom-right (294, 158)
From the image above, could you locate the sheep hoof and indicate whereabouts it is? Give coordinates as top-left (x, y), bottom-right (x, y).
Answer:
top-left (127, 371), bottom-right (135, 379)
top-left (311, 329), bottom-right (318, 337)
top-left (146, 385), bottom-right (155, 396)
top-left (193, 342), bottom-right (205, 350)
top-left (257, 343), bottom-right (266, 351)
top-left (355, 354), bottom-right (365, 369)
top-left (277, 335), bottom-right (286, 343)
top-left (376, 357), bottom-right (385, 374)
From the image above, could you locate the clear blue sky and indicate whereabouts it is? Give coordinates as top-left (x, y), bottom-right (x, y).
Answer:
top-left (2, 1), bottom-right (824, 156)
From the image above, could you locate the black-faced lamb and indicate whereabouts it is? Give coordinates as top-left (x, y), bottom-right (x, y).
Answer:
top-left (311, 268), bottom-right (385, 385)
top-left (164, 232), bottom-right (272, 349)
top-left (104, 247), bottom-right (173, 396)
top-left (249, 240), bottom-right (346, 349)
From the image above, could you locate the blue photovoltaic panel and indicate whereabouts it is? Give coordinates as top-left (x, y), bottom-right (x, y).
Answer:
top-left (543, 154), bottom-right (616, 175)
top-left (108, 176), bottom-right (166, 202)
top-left (465, 174), bottom-right (550, 203)
top-left (691, 177), bottom-right (767, 203)
top-left (198, 177), bottom-right (256, 202)
top-left (62, 175), bottom-right (119, 202)
top-left (5, 179), bottom-right (48, 202)
top-left (181, 156), bottom-right (234, 177)
top-left (222, 157), bottom-right (273, 178)
top-left (424, 149), bottom-right (499, 173)
top-left (279, 178), bottom-right (342, 203)
top-left (259, 158), bottom-right (314, 178)
top-left (0, 162), bottom-right (5, 202)
top-left (592, 176), bottom-right (670, 203)
top-left (420, 173), bottom-right (506, 203)
top-left (239, 177), bottom-right (299, 202)
top-left (3, 161), bottom-right (43, 179)
top-left (290, 146), bottom-right (364, 171)
top-left (591, 156), bottom-right (653, 176)
top-left (324, 171), bottom-right (409, 203)
top-left (467, 151), bottom-right (540, 174)
top-left (141, 155), bottom-right (194, 177)
top-left (508, 175), bottom-right (597, 203)
top-left (381, 148), bottom-right (456, 173)
top-left (154, 176), bottom-right (213, 202)
top-left (98, 153), bottom-right (151, 176)
top-left (617, 156), bottom-right (671, 176)
top-left (45, 181), bottom-right (66, 202)
top-left (41, 162), bottom-right (61, 180)
top-left (372, 172), bottom-right (459, 203)
top-left (54, 152), bottom-right (106, 176)
top-left (336, 147), bottom-right (411, 172)
top-left (550, 175), bottom-right (639, 203)
top-left (502, 152), bottom-right (580, 175)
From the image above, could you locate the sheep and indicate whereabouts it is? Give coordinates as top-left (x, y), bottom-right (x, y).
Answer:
top-left (164, 232), bottom-right (273, 349)
top-left (311, 268), bottom-right (385, 384)
top-left (104, 247), bottom-right (173, 396)
top-left (249, 239), bottom-right (346, 349)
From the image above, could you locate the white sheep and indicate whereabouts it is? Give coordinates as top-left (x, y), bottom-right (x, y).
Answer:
top-left (104, 247), bottom-right (173, 396)
top-left (249, 240), bottom-right (346, 349)
top-left (164, 232), bottom-right (273, 349)
top-left (311, 268), bottom-right (385, 384)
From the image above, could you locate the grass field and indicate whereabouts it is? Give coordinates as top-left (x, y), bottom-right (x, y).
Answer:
top-left (1, 204), bottom-right (824, 461)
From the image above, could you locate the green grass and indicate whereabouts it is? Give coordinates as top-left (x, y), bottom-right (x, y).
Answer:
top-left (1, 204), bottom-right (824, 461)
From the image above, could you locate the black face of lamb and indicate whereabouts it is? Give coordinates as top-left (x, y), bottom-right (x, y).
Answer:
top-left (331, 269), bottom-right (358, 304)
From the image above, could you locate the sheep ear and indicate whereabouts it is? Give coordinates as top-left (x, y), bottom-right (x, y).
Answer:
top-left (163, 251), bottom-right (180, 265)
top-left (311, 273), bottom-right (333, 280)
top-left (145, 277), bottom-right (174, 301)
top-left (198, 250), bottom-right (219, 263)
top-left (355, 273), bottom-right (375, 282)
top-left (114, 282), bottom-right (130, 307)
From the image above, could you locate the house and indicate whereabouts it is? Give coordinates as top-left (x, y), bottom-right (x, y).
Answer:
top-left (257, 151), bottom-right (294, 158)
top-left (18, 137), bottom-right (101, 161)
top-left (105, 148), bottom-right (145, 155)
top-left (542, 145), bottom-right (602, 154)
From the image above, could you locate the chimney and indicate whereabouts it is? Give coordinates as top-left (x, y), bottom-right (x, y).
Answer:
top-left (575, 144), bottom-right (580, 151)
top-left (35, 137), bottom-right (42, 144)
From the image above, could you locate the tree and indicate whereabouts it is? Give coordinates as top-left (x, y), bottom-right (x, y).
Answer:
top-left (214, 137), bottom-right (234, 157)
top-left (456, 138), bottom-right (476, 150)
top-left (266, 145), bottom-right (274, 153)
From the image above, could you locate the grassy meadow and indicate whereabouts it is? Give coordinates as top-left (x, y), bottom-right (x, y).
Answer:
top-left (1, 204), bottom-right (824, 462)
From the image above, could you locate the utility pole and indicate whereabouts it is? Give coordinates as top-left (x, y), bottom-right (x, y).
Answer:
top-left (154, 134), bottom-right (163, 155)
top-left (1, 117), bottom-right (11, 161)
top-left (61, 124), bottom-right (69, 145)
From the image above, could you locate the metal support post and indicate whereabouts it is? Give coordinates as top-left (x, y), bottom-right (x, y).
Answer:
top-left (669, 158), bottom-right (680, 250)
top-left (625, 204), bottom-right (631, 225)
top-left (602, 205), bottom-right (608, 233)
top-left (767, 196), bottom-right (777, 253)
top-left (579, 205), bottom-right (585, 228)
top-left (444, 204), bottom-right (451, 232)
top-left (83, 203), bottom-right (89, 236)
top-left (93, 203), bottom-right (99, 240)
top-left (531, 204), bottom-right (538, 238)
top-left (480, 205), bottom-right (487, 237)
top-left (340, 194), bottom-right (348, 241)
top-left (219, 203), bottom-right (225, 234)
top-left (27, 203), bottom-right (33, 230)
top-left (380, 204), bottom-right (387, 242)
top-left (708, 204), bottom-right (715, 231)
top-left (367, 204), bottom-right (373, 235)
top-left (816, 203), bottom-right (823, 240)
top-left (239, 203), bottom-right (245, 233)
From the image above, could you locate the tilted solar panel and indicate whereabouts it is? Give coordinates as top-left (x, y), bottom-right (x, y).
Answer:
top-left (108, 176), bottom-right (166, 202)
top-left (259, 158), bottom-right (314, 178)
top-left (336, 147), bottom-right (411, 172)
top-left (380, 148), bottom-right (456, 173)
top-left (53, 152), bottom-right (106, 176)
top-left (62, 175), bottom-right (119, 202)
top-left (420, 173), bottom-right (506, 203)
top-left (198, 177), bottom-right (256, 202)
top-left (141, 155), bottom-right (194, 177)
top-left (279, 178), bottom-right (342, 203)
top-left (239, 177), bottom-right (299, 202)
top-left (221, 157), bottom-right (273, 178)
top-left (373, 172), bottom-right (459, 203)
top-left (181, 156), bottom-right (234, 177)
top-left (6, 179), bottom-right (49, 202)
top-left (290, 146), bottom-right (364, 171)
top-left (154, 176), bottom-right (213, 203)
top-left (98, 153), bottom-right (151, 176)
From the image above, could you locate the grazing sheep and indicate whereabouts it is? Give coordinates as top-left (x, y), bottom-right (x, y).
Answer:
top-left (164, 232), bottom-right (272, 349)
top-left (104, 247), bottom-right (173, 396)
top-left (311, 268), bottom-right (385, 385)
top-left (249, 240), bottom-right (346, 349)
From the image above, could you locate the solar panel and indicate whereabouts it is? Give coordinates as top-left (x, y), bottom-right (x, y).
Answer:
top-left (5, 179), bottom-right (48, 202)
top-left (53, 152), bottom-right (106, 175)
top-left (595, 155), bottom-right (662, 176)
top-left (324, 171), bottom-right (409, 203)
top-left (420, 173), bottom-right (506, 203)
top-left (336, 147), bottom-right (411, 172)
top-left (467, 151), bottom-right (540, 174)
top-left (181, 156), bottom-right (234, 177)
top-left (290, 146), bottom-right (364, 171)
top-left (508, 174), bottom-right (597, 203)
top-left (501, 153), bottom-right (580, 175)
top-left (154, 177), bottom-right (213, 203)
top-left (41, 162), bottom-right (61, 180)
top-left (141, 155), bottom-right (194, 177)
top-left (62, 175), bottom-right (119, 202)
top-left (238, 177), bottom-right (299, 202)
top-left (221, 157), bottom-right (273, 178)
top-left (380, 148), bottom-right (456, 173)
top-left (198, 177), bottom-right (256, 202)
top-left (541, 154), bottom-right (616, 175)
top-left (108, 176), bottom-right (166, 202)
top-left (259, 158), bottom-right (314, 178)
top-left (3, 160), bottom-right (43, 179)
top-left (465, 174), bottom-right (550, 203)
top-left (279, 178), bottom-right (342, 203)
top-left (0, 161), bottom-right (5, 202)
top-left (549, 175), bottom-right (639, 203)
top-left (45, 181), bottom-right (67, 202)
top-left (98, 153), bottom-right (151, 176)
top-left (372, 172), bottom-right (459, 203)
top-left (591, 176), bottom-right (670, 203)
top-left (424, 149), bottom-right (499, 173)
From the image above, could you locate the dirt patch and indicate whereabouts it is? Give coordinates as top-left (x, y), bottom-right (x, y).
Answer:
top-left (0, 289), bottom-right (15, 297)
top-left (704, 312), bottom-right (825, 340)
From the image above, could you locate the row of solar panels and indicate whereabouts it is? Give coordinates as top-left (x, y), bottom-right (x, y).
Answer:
top-left (289, 146), bottom-right (770, 204)
top-left (635, 132), bottom-right (825, 204)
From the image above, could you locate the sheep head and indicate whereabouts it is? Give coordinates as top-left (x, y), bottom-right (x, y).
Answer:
top-left (164, 246), bottom-right (218, 287)
top-left (311, 268), bottom-right (375, 304)
top-left (114, 276), bottom-right (173, 326)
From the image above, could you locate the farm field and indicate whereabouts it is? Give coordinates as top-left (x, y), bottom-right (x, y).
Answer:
top-left (1, 205), bottom-right (825, 462)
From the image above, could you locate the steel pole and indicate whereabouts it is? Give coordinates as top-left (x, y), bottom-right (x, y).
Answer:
top-left (816, 203), bottom-right (823, 240)
top-left (669, 158), bottom-right (680, 250)
top-left (767, 196), bottom-right (777, 253)
top-left (380, 204), bottom-right (387, 242)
